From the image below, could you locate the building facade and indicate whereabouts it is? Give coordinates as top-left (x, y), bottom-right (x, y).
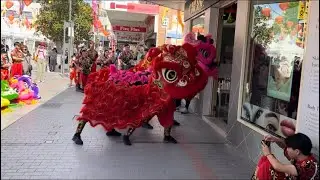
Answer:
top-left (182, 0), bottom-right (319, 163)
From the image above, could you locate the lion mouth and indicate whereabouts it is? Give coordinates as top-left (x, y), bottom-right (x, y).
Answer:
top-left (199, 48), bottom-right (210, 58)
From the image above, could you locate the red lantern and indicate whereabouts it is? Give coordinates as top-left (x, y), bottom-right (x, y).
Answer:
top-left (279, 2), bottom-right (289, 11)
top-left (103, 30), bottom-right (109, 36)
top-left (287, 21), bottom-right (294, 28)
top-left (8, 14), bottom-right (14, 21)
top-left (23, 0), bottom-right (32, 7)
top-left (6, 0), bottom-right (14, 9)
top-left (261, 7), bottom-right (271, 17)
top-left (275, 16), bottom-right (283, 24)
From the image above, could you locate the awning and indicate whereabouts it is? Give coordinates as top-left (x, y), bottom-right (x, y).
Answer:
top-left (142, 0), bottom-right (185, 11)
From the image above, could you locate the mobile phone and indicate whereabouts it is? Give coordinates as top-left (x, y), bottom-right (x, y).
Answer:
top-left (261, 140), bottom-right (271, 147)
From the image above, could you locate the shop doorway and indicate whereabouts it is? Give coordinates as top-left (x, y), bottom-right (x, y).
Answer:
top-left (212, 3), bottom-right (237, 124)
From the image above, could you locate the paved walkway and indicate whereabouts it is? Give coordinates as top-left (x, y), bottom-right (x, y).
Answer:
top-left (1, 72), bottom-right (69, 131)
top-left (1, 88), bottom-right (255, 179)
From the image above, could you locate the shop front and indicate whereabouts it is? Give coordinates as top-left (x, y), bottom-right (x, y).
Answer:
top-left (183, 0), bottom-right (319, 163)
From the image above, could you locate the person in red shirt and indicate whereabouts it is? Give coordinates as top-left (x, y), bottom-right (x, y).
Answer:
top-left (10, 42), bottom-right (24, 77)
top-left (252, 133), bottom-right (319, 180)
top-left (69, 54), bottom-right (77, 87)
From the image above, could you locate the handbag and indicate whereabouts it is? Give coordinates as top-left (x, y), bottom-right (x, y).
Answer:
top-left (34, 55), bottom-right (38, 62)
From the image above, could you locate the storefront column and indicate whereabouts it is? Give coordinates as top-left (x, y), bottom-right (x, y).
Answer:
top-left (226, 0), bottom-right (251, 137)
top-left (200, 7), bottom-right (222, 116)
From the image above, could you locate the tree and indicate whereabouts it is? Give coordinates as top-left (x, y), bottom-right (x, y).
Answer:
top-left (35, 0), bottom-right (93, 43)
top-left (252, 6), bottom-right (273, 48)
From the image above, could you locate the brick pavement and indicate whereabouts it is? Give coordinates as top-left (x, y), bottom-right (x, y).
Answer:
top-left (1, 88), bottom-right (255, 179)
top-left (1, 72), bottom-right (69, 131)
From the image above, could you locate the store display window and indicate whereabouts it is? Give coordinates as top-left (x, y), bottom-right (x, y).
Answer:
top-left (241, 1), bottom-right (309, 138)
top-left (191, 14), bottom-right (205, 36)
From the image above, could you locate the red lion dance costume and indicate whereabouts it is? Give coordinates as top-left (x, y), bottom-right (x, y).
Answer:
top-left (72, 43), bottom-right (208, 146)
top-left (184, 32), bottom-right (219, 80)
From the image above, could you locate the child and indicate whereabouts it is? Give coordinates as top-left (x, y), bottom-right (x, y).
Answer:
top-left (69, 54), bottom-right (77, 87)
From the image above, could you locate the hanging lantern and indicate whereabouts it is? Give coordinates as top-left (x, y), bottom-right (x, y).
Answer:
top-left (8, 14), bottom-right (14, 21)
top-left (103, 30), bottom-right (109, 36)
top-left (279, 2), bottom-right (289, 12)
top-left (275, 16), bottom-right (283, 24)
top-left (286, 21), bottom-right (294, 28)
top-left (6, 0), bottom-right (14, 9)
top-left (261, 7), bottom-right (271, 17)
top-left (23, 0), bottom-right (32, 6)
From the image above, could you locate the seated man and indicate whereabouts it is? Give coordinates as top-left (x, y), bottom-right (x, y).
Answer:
top-left (252, 133), bottom-right (319, 180)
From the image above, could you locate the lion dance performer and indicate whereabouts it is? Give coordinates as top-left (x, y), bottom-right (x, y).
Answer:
top-left (184, 32), bottom-right (218, 79)
top-left (72, 43), bottom-right (208, 146)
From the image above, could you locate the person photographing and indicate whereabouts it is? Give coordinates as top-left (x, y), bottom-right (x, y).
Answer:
top-left (252, 133), bottom-right (319, 180)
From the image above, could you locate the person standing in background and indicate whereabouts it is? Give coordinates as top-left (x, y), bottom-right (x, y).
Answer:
top-left (1, 45), bottom-right (11, 80)
top-left (87, 41), bottom-right (98, 73)
top-left (49, 47), bottom-right (58, 72)
top-left (10, 42), bottom-right (24, 77)
top-left (79, 48), bottom-right (92, 90)
top-left (118, 44), bottom-right (134, 70)
top-left (69, 54), bottom-right (77, 87)
top-left (34, 42), bottom-right (47, 83)
top-left (136, 45), bottom-right (145, 63)
top-left (22, 45), bottom-right (32, 76)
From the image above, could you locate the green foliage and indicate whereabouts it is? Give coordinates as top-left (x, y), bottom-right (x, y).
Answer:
top-left (284, 2), bottom-right (299, 24)
top-left (35, 0), bottom-right (93, 43)
top-left (252, 6), bottom-right (273, 48)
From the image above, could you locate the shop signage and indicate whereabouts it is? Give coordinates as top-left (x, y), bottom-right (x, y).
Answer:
top-left (114, 31), bottom-right (143, 42)
top-left (112, 25), bottom-right (146, 33)
top-left (109, 2), bottom-right (159, 15)
top-left (189, 0), bottom-right (204, 15)
top-left (161, 17), bottom-right (169, 27)
top-left (296, 0), bottom-right (319, 154)
top-left (184, 0), bottom-right (219, 21)
top-left (297, 1), bottom-right (305, 19)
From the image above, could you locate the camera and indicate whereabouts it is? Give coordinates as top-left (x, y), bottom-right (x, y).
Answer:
top-left (261, 140), bottom-right (271, 147)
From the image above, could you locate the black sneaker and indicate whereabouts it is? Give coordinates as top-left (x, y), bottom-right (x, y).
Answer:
top-left (76, 84), bottom-right (81, 91)
top-left (142, 122), bottom-right (154, 129)
top-left (173, 120), bottom-right (180, 126)
top-left (163, 135), bottom-right (178, 144)
top-left (72, 134), bottom-right (83, 145)
top-left (123, 135), bottom-right (132, 146)
top-left (106, 129), bottom-right (121, 137)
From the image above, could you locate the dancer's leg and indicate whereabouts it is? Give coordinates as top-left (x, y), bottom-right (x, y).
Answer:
top-left (72, 120), bottom-right (87, 145)
top-left (163, 126), bottom-right (177, 143)
top-left (123, 128), bottom-right (136, 146)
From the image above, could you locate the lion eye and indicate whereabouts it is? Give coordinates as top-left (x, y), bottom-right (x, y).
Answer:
top-left (161, 69), bottom-right (177, 83)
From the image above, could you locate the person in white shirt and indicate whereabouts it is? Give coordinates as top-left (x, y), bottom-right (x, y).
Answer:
top-left (35, 42), bottom-right (47, 83)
